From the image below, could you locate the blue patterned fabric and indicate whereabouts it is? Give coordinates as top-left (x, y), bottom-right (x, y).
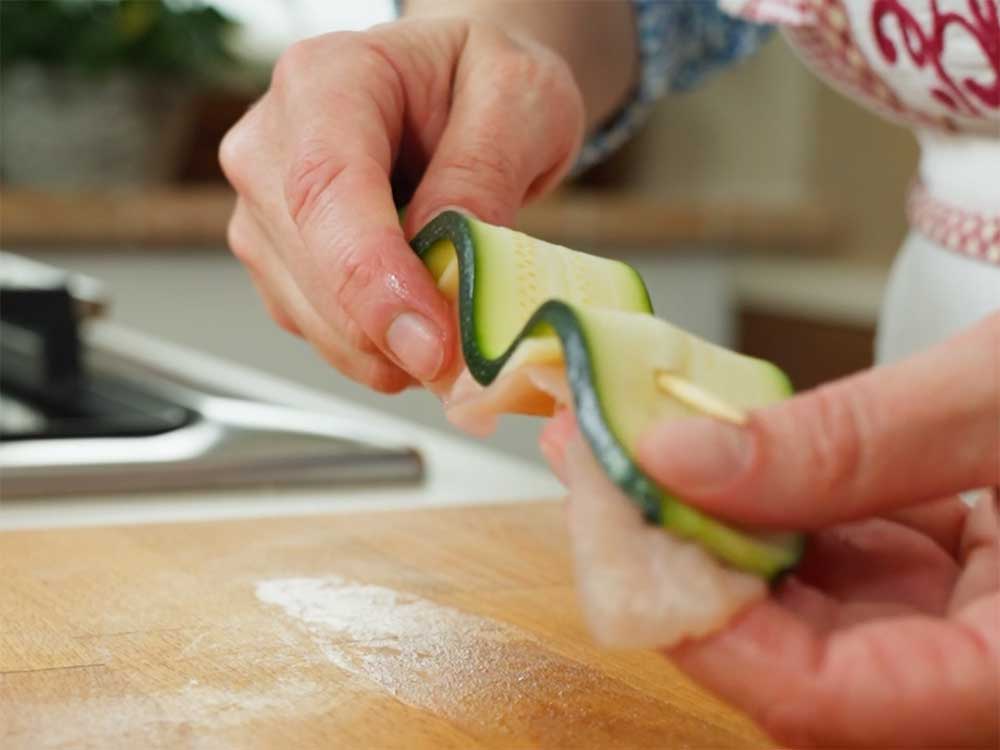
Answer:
top-left (576, 1), bottom-right (772, 172)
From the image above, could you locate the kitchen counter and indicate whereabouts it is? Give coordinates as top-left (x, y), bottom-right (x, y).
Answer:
top-left (0, 321), bottom-right (562, 531)
top-left (0, 501), bottom-right (769, 749)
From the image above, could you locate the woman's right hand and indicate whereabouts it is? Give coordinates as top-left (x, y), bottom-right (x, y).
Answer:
top-left (540, 313), bottom-right (1000, 748)
top-left (219, 16), bottom-right (587, 392)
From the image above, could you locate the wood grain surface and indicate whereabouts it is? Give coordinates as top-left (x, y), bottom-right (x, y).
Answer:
top-left (0, 501), bottom-right (770, 749)
top-left (0, 186), bottom-right (838, 254)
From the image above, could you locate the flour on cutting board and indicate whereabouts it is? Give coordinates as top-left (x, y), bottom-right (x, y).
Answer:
top-left (255, 576), bottom-right (530, 679)
top-left (6, 676), bottom-right (325, 747)
top-left (253, 576), bottom-right (687, 747)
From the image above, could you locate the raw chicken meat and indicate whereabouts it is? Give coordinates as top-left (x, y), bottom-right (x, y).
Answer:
top-left (444, 363), bottom-right (569, 436)
top-left (432, 344), bottom-right (765, 649)
top-left (563, 436), bottom-right (766, 649)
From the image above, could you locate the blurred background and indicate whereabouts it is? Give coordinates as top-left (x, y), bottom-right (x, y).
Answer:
top-left (0, 0), bottom-right (917, 464)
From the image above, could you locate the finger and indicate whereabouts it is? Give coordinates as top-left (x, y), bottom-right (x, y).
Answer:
top-left (401, 26), bottom-right (583, 234)
top-left (230, 200), bottom-right (413, 393)
top-left (773, 576), bottom-right (921, 633)
top-left (538, 408), bottom-right (577, 485)
top-left (228, 199), bottom-right (302, 336)
top-left (793, 519), bottom-right (958, 615)
top-left (244, 266), bottom-right (302, 337)
top-left (270, 34), bottom-right (457, 383)
top-left (638, 312), bottom-right (1000, 530)
top-left (670, 596), bottom-right (1000, 748)
top-left (949, 490), bottom-right (999, 613)
top-left (244, 261), bottom-right (410, 395)
top-left (772, 577), bottom-right (841, 632)
top-left (886, 495), bottom-right (970, 556)
top-left (225, 137), bottom-right (409, 375)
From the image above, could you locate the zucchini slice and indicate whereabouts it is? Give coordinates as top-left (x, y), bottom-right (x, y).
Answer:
top-left (412, 212), bottom-right (803, 579)
top-left (412, 211), bottom-right (653, 381)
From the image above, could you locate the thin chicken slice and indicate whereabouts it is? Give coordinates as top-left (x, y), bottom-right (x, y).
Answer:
top-left (563, 436), bottom-right (766, 649)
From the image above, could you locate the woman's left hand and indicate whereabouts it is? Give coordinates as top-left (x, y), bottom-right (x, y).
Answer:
top-left (539, 312), bottom-right (999, 748)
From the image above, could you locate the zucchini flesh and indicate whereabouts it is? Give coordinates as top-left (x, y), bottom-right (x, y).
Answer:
top-left (412, 211), bottom-right (803, 579)
top-left (413, 211), bottom-right (653, 381)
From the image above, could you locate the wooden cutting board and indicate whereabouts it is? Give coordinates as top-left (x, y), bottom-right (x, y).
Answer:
top-left (0, 501), bottom-right (769, 749)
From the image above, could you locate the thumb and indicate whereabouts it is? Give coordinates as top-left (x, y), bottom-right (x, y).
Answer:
top-left (402, 29), bottom-right (583, 235)
top-left (637, 312), bottom-right (1000, 530)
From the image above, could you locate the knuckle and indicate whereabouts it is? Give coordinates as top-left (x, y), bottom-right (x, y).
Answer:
top-left (435, 148), bottom-right (522, 217)
top-left (338, 313), bottom-right (380, 355)
top-left (283, 146), bottom-right (347, 228)
top-left (518, 53), bottom-right (583, 154)
top-left (272, 32), bottom-right (360, 91)
top-left (225, 215), bottom-right (258, 270)
top-left (272, 37), bottom-right (319, 88)
top-left (785, 382), bottom-right (867, 498)
top-left (365, 362), bottom-right (409, 394)
top-left (218, 96), bottom-right (268, 191)
top-left (332, 243), bottom-right (384, 310)
top-left (218, 120), bottom-right (252, 192)
top-left (492, 50), bottom-right (538, 88)
top-left (496, 45), bottom-right (575, 106)
top-left (349, 36), bottom-right (396, 79)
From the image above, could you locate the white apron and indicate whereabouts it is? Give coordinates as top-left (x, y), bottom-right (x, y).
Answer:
top-left (723, 0), bottom-right (1000, 362)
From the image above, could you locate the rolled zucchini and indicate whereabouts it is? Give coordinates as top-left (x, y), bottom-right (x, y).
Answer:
top-left (412, 211), bottom-right (803, 579)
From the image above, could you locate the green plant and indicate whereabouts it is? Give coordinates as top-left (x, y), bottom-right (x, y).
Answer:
top-left (0, 0), bottom-right (236, 81)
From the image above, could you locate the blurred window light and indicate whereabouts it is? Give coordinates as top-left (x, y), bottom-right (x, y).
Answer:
top-left (207, 0), bottom-right (394, 62)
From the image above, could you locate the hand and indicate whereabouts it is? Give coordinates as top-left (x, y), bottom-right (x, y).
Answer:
top-left (541, 312), bottom-right (1000, 748)
top-left (219, 17), bottom-right (585, 391)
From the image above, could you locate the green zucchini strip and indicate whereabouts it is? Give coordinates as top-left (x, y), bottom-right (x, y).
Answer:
top-left (412, 212), bottom-right (803, 578)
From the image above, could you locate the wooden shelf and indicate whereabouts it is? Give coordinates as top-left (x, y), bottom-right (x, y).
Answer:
top-left (1, 187), bottom-right (236, 249)
top-left (519, 191), bottom-right (840, 253)
top-left (1, 186), bottom-right (840, 253)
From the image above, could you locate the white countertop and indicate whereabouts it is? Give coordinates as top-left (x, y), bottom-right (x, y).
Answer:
top-left (0, 323), bottom-right (563, 532)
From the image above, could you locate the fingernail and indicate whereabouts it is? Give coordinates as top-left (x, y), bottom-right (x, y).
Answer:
top-left (386, 313), bottom-right (443, 381)
top-left (641, 418), bottom-right (753, 494)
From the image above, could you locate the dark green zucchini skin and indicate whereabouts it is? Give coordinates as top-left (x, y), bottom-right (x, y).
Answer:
top-left (523, 301), bottom-right (666, 526)
top-left (411, 211), bottom-right (654, 381)
top-left (411, 212), bottom-right (802, 578)
top-left (412, 211), bottom-right (657, 515)
top-left (411, 211), bottom-right (495, 382)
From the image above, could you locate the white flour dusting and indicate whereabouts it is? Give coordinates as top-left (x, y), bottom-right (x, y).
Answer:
top-left (252, 576), bottom-right (692, 747)
top-left (255, 576), bottom-right (529, 687)
top-left (4, 678), bottom-right (323, 749)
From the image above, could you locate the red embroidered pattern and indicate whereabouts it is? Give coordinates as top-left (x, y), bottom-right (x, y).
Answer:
top-left (783, 0), bottom-right (956, 131)
top-left (737, 0), bottom-right (812, 23)
top-left (908, 181), bottom-right (1000, 265)
top-left (872, 0), bottom-right (1000, 117)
